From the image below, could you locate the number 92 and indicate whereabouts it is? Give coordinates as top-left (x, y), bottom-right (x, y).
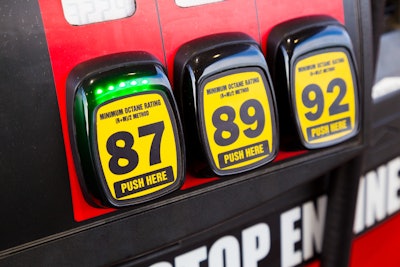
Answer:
top-left (301, 78), bottom-right (349, 121)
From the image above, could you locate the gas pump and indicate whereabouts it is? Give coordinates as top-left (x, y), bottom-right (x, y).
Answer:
top-left (0, 0), bottom-right (391, 266)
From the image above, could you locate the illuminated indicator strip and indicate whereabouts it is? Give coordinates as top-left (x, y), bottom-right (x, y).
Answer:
top-left (68, 52), bottom-right (184, 207)
top-left (95, 79), bottom-right (149, 95)
top-left (201, 69), bottom-right (276, 172)
top-left (293, 50), bottom-right (358, 146)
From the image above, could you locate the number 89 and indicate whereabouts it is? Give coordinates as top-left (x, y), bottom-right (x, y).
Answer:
top-left (212, 99), bottom-right (265, 146)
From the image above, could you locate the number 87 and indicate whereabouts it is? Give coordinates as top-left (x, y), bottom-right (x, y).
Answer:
top-left (106, 121), bottom-right (165, 175)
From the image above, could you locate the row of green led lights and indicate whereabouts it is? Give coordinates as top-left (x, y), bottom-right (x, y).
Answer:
top-left (95, 78), bottom-right (150, 95)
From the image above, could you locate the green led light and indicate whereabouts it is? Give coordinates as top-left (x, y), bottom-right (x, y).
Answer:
top-left (86, 69), bottom-right (161, 107)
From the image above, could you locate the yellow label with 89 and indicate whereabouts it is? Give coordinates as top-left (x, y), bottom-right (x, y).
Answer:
top-left (201, 69), bottom-right (276, 173)
top-left (95, 92), bottom-right (179, 201)
top-left (293, 50), bottom-right (358, 147)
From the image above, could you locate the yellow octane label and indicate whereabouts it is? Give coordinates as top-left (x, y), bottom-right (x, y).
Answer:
top-left (294, 50), bottom-right (358, 146)
top-left (201, 69), bottom-right (276, 172)
top-left (95, 92), bottom-right (178, 201)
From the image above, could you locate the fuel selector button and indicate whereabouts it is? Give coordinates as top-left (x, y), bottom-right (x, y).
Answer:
top-left (267, 16), bottom-right (360, 149)
top-left (174, 33), bottom-right (278, 176)
top-left (67, 52), bottom-right (185, 208)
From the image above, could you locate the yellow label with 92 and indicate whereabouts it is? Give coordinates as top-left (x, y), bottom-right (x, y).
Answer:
top-left (95, 91), bottom-right (179, 202)
top-left (293, 49), bottom-right (359, 148)
top-left (200, 68), bottom-right (277, 174)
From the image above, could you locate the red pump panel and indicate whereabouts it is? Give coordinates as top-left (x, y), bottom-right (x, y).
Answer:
top-left (38, 0), bottom-right (346, 222)
top-left (256, 0), bottom-right (345, 50)
top-left (38, 0), bottom-right (165, 221)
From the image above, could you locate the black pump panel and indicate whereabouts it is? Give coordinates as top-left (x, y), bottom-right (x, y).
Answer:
top-left (174, 33), bottom-right (279, 176)
top-left (267, 16), bottom-right (360, 150)
top-left (66, 52), bottom-right (185, 208)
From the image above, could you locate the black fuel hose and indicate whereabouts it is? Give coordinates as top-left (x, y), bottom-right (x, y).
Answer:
top-left (321, 156), bottom-right (362, 267)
